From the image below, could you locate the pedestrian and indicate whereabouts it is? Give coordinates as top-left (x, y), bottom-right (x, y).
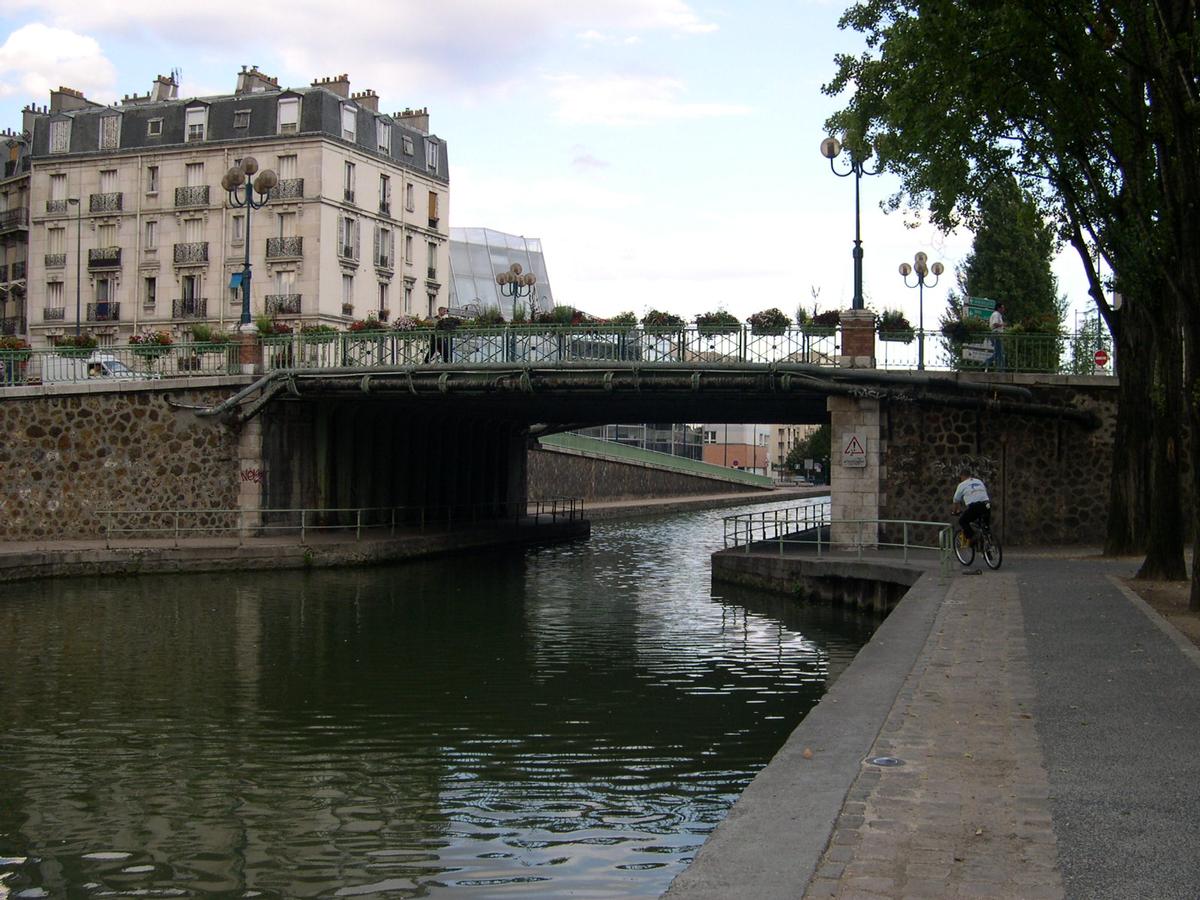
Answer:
top-left (989, 303), bottom-right (1006, 370)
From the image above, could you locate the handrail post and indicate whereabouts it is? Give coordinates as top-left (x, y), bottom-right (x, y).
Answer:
top-left (391, 507), bottom-right (396, 535)
top-left (174, 510), bottom-right (180, 546)
top-left (301, 508), bottom-right (306, 542)
top-left (903, 521), bottom-right (909, 562)
top-left (356, 508), bottom-right (362, 541)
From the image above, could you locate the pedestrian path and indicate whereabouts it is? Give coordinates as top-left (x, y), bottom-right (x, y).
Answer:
top-left (668, 553), bottom-right (1200, 900)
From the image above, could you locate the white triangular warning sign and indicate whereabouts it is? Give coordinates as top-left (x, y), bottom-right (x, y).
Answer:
top-left (844, 436), bottom-right (865, 455)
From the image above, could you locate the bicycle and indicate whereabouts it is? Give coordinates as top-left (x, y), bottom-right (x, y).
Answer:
top-left (951, 508), bottom-right (1003, 570)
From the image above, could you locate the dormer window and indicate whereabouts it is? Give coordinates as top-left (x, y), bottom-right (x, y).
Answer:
top-left (377, 120), bottom-right (391, 153)
top-left (425, 139), bottom-right (439, 172)
top-left (147, 118), bottom-right (163, 137)
top-left (98, 115), bottom-right (120, 150)
top-left (185, 106), bottom-right (207, 142)
top-left (49, 119), bottom-right (71, 154)
top-left (341, 104), bottom-right (357, 142)
top-left (277, 97), bottom-right (300, 134)
top-left (233, 109), bottom-right (251, 129)
top-left (402, 135), bottom-right (414, 155)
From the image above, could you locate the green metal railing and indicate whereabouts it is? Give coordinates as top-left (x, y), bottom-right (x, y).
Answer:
top-left (98, 498), bottom-right (584, 547)
top-left (0, 342), bottom-right (241, 386)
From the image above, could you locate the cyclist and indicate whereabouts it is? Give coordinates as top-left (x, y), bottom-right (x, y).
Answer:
top-left (952, 467), bottom-right (991, 546)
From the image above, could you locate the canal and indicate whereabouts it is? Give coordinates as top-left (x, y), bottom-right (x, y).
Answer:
top-left (0, 499), bottom-right (876, 898)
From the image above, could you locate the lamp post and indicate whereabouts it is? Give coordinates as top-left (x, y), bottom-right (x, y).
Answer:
top-left (221, 157), bottom-right (278, 330)
top-left (820, 136), bottom-right (879, 311)
top-left (898, 251), bottom-right (944, 370)
top-left (66, 198), bottom-right (81, 336)
top-left (496, 262), bottom-right (536, 319)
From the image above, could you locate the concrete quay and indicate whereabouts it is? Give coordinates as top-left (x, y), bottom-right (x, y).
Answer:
top-left (668, 550), bottom-right (1200, 900)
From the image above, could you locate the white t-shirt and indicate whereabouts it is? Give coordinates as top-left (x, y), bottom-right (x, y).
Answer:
top-left (954, 477), bottom-right (990, 506)
top-left (989, 310), bottom-right (1005, 332)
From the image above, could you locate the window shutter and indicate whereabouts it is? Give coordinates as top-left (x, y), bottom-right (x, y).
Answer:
top-left (389, 229), bottom-right (395, 262)
top-left (354, 220), bottom-right (360, 258)
top-left (338, 216), bottom-right (345, 253)
top-left (373, 226), bottom-right (380, 264)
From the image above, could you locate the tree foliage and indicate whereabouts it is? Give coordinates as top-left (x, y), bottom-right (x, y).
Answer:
top-left (785, 424), bottom-right (831, 472)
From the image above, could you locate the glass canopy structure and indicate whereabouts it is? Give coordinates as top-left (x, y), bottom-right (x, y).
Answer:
top-left (448, 227), bottom-right (556, 319)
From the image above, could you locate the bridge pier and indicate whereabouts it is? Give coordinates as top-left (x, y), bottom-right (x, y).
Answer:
top-left (828, 394), bottom-right (881, 548)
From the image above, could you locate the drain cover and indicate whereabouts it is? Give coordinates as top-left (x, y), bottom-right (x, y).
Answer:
top-left (866, 756), bottom-right (905, 767)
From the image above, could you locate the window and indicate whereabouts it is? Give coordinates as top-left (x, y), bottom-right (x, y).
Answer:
top-left (425, 139), bottom-right (439, 171)
top-left (185, 106), bottom-right (207, 142)
top-left (374, 226), bottom-right (393, 267)
top-left (343, 161), bottom-right (355, 202)
top-left (338, 216), bottom-right (359, 259)
top-left (274, 269), bottom-right (295, 295)
top-left (147, 118), bottom-right (163, 137)
top-left (49, 119), bottom-right (71, 153)
top-left (231, 214), bottom-right (244, 243)
top-left (48, 227), bottom-right (65, 253)
top-left (277, 97), bottom-right (300, 134)
top-left (48, 281), bottom-right (64, 309)
top-left (99, 169), bottom-right (117, 193)
top-left (402, 135), bottom-right (414, 155)
top-left (99, 115), bottom-right (120, 150)
top-left (377, 120), bottom-right (391, 152)
top-left (185, 162), bottom-right (204, 187)
top-left (703, 430), bottom-right (718, 444)
top-left (342, 273), bottom-right (354, 305)
top-left (182, 273), bottom-right (199, 300)
top-left (95, 277), bottom-right (112, 303)
top-left (144, 276), bottom-right (157, 308)
top-left (404, 234), bottom-right (413, 264)
top-left (404, 284), bottom-right (412, 313)
top-left (427, 242), bottom-right (437, 276)
top-left (146, 165), bottom-right (159, 193)
top-left (50, 174), bottom-right (66, 202)
top-left (405, 182), bottom-right (414, 212)
top-left (276, 154), bottom-right (297, 180)
top-left (427, 291), bottom-right (437, 317)
top-left (341, 104), bottom-right (357, 141)
top-left (144, 220), bottom-right (157, 250)
top-left (183, 218), bottom-right (202, 243)
top-left (379, 174), bottom-right (390, 213)
top-left (379, 281), bottom-right (389, 312)
top-left (233, 109), bottom-right (251, 129)
top-left (98, 223), bottom-right (116, 247)
top-left (276, 211), bottom-right (296, 238)
top-left (428, 191), bottom-right (439, 225)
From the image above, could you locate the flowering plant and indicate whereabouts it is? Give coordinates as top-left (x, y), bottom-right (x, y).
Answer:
top-left (349, 316), bottom-right (386, 333)
top-left (746, 307), bottom-right (791, 333)
top-left (54, 334), bottom-right (98, 356)
top-left (0, 335), bottom-right (31, 361)
top-left (256, 316), bottom-right (293, 336)
top-left (811, 309), bottom-right (841, 327)
top-left (877, 309), bottom-right (915, 343)
top-left (641, 309), bottom-right (685, 328)
top-left (694, 310), bottom-right (741, 331)
top-left (391, 315), bottom-right (433, 331)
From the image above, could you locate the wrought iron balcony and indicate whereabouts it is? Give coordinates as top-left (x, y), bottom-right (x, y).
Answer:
top-left (88, 247), bottom-right (121, 269)
top-left (43, 307), bottom-right (65, 321)
top-left (266, 236), bottom-right (303, 259)
top-left (173, 242), bottom-right (209, 264)
top-left (266, 293), bottom-right (302, 315)
top-left (172, 297), bottom-right (207, 318)
top-left (89, 192), bottom-right (123, 213)
top-left (46, 199), bottom-right (69, 215)
top-left (269, 178), bottom-right (304, 201)
top-left (174, 185), bottom-right (210, 208)
top-left (0, 316), bottom-right (25, 335)
top-left (44, 252), bottom-right (66, 269)
top-left (0, 207), bottom-right (28, 232)
top-left (87, 302), bottom-right (120, 322)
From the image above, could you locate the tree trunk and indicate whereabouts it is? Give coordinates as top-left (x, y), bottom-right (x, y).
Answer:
top-left (1104, 304), bottom-right (1152, 555)
top-left (1136, 300), bottom-right (1187, 579)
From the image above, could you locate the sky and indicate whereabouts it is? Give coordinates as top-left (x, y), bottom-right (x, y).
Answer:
top-left (0, 0), bottom-right (1096, 330)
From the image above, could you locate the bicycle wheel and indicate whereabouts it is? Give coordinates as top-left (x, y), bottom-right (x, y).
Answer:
top-left (952, 527), bottom-right (975, 565)
top-left (982, 530), bottom-right (1003, 570)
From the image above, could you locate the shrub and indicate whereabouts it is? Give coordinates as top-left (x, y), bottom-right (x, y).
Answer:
top-left (607, 311), bottom-right (638, 326)
top-left (641, 309), bottom-right (685, 327)
top-left (694, 309), bottom-right (741, 330)
top-left (256, 316), bottom-right (292, 336)
top-left (747, 308), bottom-right (792, 332)
top-left (435, 315), bottom-right (463, 332)
top-left (471, 305), bottom-right (506, 326)
top-left (54, 334), bottom-right (98, 352)
top-left (811, 309), bottom-right (841, 327)
top-left (349, 316), bottom-right (386, 333)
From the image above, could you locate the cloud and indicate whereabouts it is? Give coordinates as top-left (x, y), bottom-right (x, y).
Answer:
top-left (570, 146), bottom-right (610, 171)
top-left (546, 74), bottom-right (751, 125)
top-left (0, 23), bottom-right (116, 102)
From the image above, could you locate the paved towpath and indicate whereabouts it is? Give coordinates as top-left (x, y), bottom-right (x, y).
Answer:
top-left (669, 551), bottom-right (1200, 899)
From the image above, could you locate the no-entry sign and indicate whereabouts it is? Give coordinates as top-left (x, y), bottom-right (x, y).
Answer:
top-left (1094, 349), bottom-right (1110, 367)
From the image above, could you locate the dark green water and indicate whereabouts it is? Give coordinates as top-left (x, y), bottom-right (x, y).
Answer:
top-left (0, 500), bottom-right (875, 898)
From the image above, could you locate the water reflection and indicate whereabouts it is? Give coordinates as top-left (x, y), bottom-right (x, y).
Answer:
top-left (0, 499), bottom-right (875, 898)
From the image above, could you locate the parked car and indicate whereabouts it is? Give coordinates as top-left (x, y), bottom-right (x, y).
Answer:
top-left (39, 352), bottom-right (154, 384)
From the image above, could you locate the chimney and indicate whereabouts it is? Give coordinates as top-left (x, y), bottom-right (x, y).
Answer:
top-left (396, 107), bottom-right (429, 134)
top-left (350, 89), bottom-right (378, 112)
top-left (22, 104), bottom-right (47, 136)
top-left (121, 92), bottom-right (152, 106)
top-left (311, 74), bottom-right (351, 98)
top-left (50, 86), bottom-right (99, 113)
top-left (235, 65), bottom-right (279, 95)
top-left (150, 74), bottom-right (178, 102)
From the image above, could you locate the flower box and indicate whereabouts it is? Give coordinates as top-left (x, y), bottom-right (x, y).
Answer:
top-left (879, 329), bottom-right (916, 344)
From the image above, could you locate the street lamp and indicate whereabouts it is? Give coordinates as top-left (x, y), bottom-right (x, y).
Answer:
top-left (898, 251), bottom-right (944, 370)
top-left (221, 157), bottom-right (278, 329)
top-left (820, 136), bottom-right (879, 311)
top-left (66, 197), bottom-right (81, 336)
top-left (496, 262), bottom-right (536, 320)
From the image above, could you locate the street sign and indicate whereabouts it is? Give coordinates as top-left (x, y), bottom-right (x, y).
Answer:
top-left (841, 432), bottom-right (867, 468)
top-left (1094, 348), bottom-right (1110, 367)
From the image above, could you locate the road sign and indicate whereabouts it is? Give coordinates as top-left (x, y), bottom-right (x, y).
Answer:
top-left (1094, 348), bottom-right (1110, 367)
top-left (841, 432), bottom-right (867, 468)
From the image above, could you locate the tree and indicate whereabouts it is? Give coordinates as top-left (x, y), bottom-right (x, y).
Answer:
top-left (824, 0), bottom-right (1194, 595)
top-left (959, 178), bottom-right (1063, 331)
top-left (785, 424), bottom-right (831, 473)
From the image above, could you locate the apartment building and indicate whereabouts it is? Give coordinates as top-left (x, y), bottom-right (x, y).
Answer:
top-left (0, 131), bottom-right (30, 336)
top-left (700, 423), bottom-right (773, 475)
top-left (24, 67), bottom-right (449, 346)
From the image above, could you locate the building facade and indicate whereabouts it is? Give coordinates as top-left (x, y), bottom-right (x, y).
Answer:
top-left (23, 68), bottom-right (449, 346)
top-left (0, 131), bottom-right (30, 337)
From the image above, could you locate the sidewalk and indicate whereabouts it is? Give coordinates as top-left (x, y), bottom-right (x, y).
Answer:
top-left (668, 552), bottom-right (1200, 899)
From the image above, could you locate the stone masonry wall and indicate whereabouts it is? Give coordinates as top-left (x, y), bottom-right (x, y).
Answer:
top-left (879, 380), bottom-right (1118, 546)
top-left (0, 384), bottom-right (246, 540)
top-left (528, 446), bottom-right (771, 502)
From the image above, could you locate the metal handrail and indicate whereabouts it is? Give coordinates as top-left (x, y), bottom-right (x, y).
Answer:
top-left (97, 499), bottom-right (584, 547)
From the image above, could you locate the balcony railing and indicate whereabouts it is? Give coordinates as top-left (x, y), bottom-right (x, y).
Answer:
top-left (375, 255), bottom-right (392, 270)
top-left (89, 192), bottom-right (123, 213)
top-left (45, 252), bottom-right (66, 269)
top-left (43, 307), bottom-right (65, 321)
top-left (0, 207), bottom-right (29, 232)
top-left (173, 242), bottom-right (209, 264)
top-left (88, 247), bottom-right (121, 269)
top-left (46, 199), bottom-right (69, 215)
top-left (266, 293), bottom-right (302, 315)
top-left (172, 297), bottom-right (207, 319)
top-left (266, 236), bottom-right (303, 259)
top-left (1, 316), bottom-right (26, 335)
top-left (174, 185), bottom-right (210, 208)
top-left (269, 178), bottom-right (304, 201)
top-left (428, 217), bottom-right (439, 229)
top-left (87, 302), bottom-right (120, 322)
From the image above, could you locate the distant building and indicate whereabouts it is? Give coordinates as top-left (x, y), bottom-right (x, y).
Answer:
top-left (22, 68), bottom-right (449, 347)
top-left (574, 424), bottom-right (701, 460)
top-left (772, 424), bottom-right (820, 475)
top-left (448, 227), bottom-right (554, 319)
top-left (0, 131), bottom-right (30, 337)
top-left (701, 423), bottom-right (774, 475)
